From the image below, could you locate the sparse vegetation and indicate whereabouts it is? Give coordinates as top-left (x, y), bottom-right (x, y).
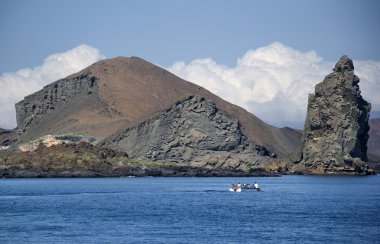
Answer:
top-left (0, 141), bottom-right (278, 177)
top-left (129, 160), bottom-right (186, 167)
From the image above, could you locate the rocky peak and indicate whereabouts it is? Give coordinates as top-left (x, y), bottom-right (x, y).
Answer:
top-left (298, 56), bottom-right (372, 175)
top-left (333, 55), bottom-right (354, 72)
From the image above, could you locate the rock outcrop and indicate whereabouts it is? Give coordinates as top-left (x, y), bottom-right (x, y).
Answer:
top-left (0, 141), bottom-right (277, 178)
top-left (298, 56), bottom-right (372, 174)
top-left (0, 128), bottom-right (17, 146)
top-left (15, 70), bottom-right (126, 142)
top-left (103, 95), bottom-right (276, 170)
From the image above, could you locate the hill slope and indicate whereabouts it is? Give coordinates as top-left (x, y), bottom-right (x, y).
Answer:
top-left (368, 118), bottom-right (380, 163)
top-left (15, 56), bottom-right (300, 157)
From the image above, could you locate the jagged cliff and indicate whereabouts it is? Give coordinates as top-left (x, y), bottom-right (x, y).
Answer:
top-left (15, 69), bottom-right (127, 142)
top-left (103, 95), bottom-right (276, 170)
top-left (296, 56), bottom-right (372, 174)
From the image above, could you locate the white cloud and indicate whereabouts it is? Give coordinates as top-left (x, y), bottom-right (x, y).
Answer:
top-left (355, 60), bottom-right (380, 114)
top-left (1, 42), bottom-right (379, 130)
top-left (167, 42), bottom-right (380, 128)
top-left (0, 44), bottom-right (105, 129)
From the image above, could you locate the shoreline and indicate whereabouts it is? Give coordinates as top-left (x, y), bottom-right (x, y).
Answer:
top-left (1, 169), bottom-right (375, 179)
top-left (0, 165), bottom-right (281, 178)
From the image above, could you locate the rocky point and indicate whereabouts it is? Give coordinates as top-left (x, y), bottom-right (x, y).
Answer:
top-left (296, 55), bottom-right (372, 174)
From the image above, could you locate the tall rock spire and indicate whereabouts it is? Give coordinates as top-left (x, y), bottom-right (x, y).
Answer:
top-left (299, 55), bottom-right (372, 174)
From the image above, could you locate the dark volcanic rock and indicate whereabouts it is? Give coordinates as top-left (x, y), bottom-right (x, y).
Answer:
top-left (102, 95), bottom-right (275, 170)
top-left (0, 128), bottom-right (17, 146)
top-left (298, 56), bottom-right (372, 174)
top-left (0, 142), bottom-right (276, 178)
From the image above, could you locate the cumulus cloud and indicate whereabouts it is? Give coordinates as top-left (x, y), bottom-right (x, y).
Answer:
top-left (1, 42), bottom-right (379, 130)
top-left (167, 42), bottom-right (380, 128)
top-left (355, 60), bottom-right (380, 113)
top-left (0, 44), bottom-right (105, 129)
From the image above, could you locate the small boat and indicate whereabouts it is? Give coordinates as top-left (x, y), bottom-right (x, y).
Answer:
top-left (229, 184), bottom-right (261, 192)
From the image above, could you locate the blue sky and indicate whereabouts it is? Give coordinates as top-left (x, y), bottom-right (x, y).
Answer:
top-left (0, 0), bottom-right (380, 129)
top-left (1, 0), bottom-right (379, 73)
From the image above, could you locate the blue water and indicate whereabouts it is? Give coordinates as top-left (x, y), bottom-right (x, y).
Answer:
top-left (1, 176), bottom-right (380, 243)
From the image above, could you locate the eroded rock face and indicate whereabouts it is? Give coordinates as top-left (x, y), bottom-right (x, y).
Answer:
top-left (0, 128), bottom-right (17, 146)
top-left (299, 56), bottom-right (371, 174)
top-left (103, 95), bottom-right (275, 170)
top-left (15, 71), bottom-right (104, 140)
top-left (14, 69), bottom-right (126, 143)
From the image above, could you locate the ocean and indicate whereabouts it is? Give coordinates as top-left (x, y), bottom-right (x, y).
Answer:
top-left (1, 176), bottom-right (379, 243)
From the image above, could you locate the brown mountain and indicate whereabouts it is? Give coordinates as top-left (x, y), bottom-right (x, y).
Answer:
top-left (368, 118), bottom-right (380, 163)
top-left (15, 56), bottom-right (301, 158)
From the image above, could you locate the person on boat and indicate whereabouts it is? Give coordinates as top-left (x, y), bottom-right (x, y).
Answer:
top-left (236, 182), bottom-right (242, 190)
top-left (254, 182), bottom-right (259, 189)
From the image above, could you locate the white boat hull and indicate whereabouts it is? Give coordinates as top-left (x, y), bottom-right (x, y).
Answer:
top-left (229, 187), bottom-right (260, 192)
top-left (229, 188), bottom-right (242, 192)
